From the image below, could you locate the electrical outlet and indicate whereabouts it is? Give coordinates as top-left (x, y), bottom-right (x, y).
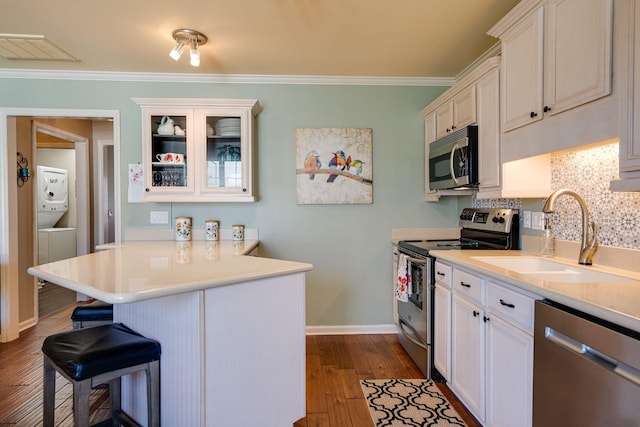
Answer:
top-left (531, 212), bottom-right (544, 230)
top-left (523, 211), bottom-right (532, 229)
top-left (150, 211), bottom-right (169, 224)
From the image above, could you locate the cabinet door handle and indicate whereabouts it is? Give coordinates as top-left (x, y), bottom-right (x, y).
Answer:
top-left (543, 105), bottom-right (552, 113)
top-left (436, 271), bottom-right (445, 277)
top-left (473, 310), bottom-right (480, 317)
top-left (483, 316), bottom-right (490, 322)
top-left (460, 281), bottom-right (471, 288)
top-left (530, 111), bottom-right (538, 118)
top-left (451, 125), bottom-right (456, 130)
top-left (499, 299), bottom-right (515, 308)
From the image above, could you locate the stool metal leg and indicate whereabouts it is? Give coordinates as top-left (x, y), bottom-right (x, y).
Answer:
top-left (43, 356), bottom-right (56, 427)
top-left (147, 360), bottom-right (161, 427)
top-left (109, 377), bottom-right (121, 427)
top-left (73, 379), bottom-right (92, 427)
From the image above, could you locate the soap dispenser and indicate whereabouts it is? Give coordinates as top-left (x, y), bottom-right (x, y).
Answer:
top-left (540, 215), bottom-right (556, 258)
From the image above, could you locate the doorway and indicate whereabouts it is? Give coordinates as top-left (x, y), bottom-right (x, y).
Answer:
top-left (32, 122), bottom-right (90, 317)
top-left (0, 108), bottom-right (121, 342)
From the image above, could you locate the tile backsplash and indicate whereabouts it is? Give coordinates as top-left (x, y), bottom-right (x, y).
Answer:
top-left (473, 142), bottom-right (640, 251)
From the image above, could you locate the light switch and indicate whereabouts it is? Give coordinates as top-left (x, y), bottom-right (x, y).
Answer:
top-left (523, 211), bottom-right (532, 229)
top-left (150, 211), bottom-right (169, 224)
top-left (531, 212), bottom-right (544, 231)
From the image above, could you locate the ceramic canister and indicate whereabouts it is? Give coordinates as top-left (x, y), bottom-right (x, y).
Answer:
top-left (205, 219), bottom-right (220, 241)
top-left (232, 224), bottom-right (245, 241)
top-left (175, 216), bottom-right (192, 241)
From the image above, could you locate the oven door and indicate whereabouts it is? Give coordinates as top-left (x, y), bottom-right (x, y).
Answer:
top-left (396, 253), bottom-right (432, 377)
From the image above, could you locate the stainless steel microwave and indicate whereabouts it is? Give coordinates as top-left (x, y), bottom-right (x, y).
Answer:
top-left (428, 125), bottom-right (479, 190)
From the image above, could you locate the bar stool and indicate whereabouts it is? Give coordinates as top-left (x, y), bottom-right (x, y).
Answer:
top-left (42, 322), bottom-right (161, 427)
top-left (71, 300), bottom-right (114, 329)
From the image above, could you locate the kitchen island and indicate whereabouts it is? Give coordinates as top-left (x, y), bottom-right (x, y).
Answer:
top-left (28, 240), bottom-right (313, 427)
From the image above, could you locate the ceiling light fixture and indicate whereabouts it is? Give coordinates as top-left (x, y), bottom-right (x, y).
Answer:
top-left (169, 29), bottom-right (207, 66)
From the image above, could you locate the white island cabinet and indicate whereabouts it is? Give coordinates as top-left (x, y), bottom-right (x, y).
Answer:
top-left (133, 98), bottom-right (261, 203)
top-left (28, 240), bottom-right (312, 427)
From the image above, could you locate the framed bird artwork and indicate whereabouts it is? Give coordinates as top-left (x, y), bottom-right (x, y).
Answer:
top-left (296, 128), bottom-right (372, 204)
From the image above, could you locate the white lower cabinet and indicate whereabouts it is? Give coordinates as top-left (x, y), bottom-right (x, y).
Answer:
top-left (485, 313), bottom-right (533, 427)
top-left (434, 261), bottom-right (452, 380)
top-left (448, 265), bottom-right (538, 426)
top-left (452, 293), bottom-right (486, 421)
top-left (434, 284), bottom-right (451, 381)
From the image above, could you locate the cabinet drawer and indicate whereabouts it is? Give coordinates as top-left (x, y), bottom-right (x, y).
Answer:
top-left (452, 269), bottom-right (484, 304)
top-left (486, 282), bottom-right (536, 334)
top-left (434, 261), bottom-right (452, 288)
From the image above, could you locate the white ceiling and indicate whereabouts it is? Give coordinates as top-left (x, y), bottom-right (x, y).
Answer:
top-left (0, 0), bottom-right (519, 78)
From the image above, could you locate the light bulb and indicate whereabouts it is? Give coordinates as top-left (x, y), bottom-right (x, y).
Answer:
top-left (169, 41), bottom-right (184, 61)
top-left (190, 40), bottom-right (200, 66)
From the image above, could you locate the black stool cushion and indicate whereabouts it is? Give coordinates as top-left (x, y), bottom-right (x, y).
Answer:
top-left (71, 301), bottom-right (114, 322)
top-left (42, 323), bottom-right (161, 381)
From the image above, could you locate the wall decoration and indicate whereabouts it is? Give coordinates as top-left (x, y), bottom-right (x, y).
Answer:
top-left (296, 128), bottom-right (373, 205)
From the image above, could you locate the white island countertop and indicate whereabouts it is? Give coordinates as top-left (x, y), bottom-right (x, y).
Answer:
top-left (431, 249), bottom-right (640, 333)
top-left (28, 240), bottom-right (313, 304)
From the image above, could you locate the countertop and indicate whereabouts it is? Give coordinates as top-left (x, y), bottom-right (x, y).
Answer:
top-left (430, 249), bottom-right (640, 333)
top-left (28, 240), bottom-right (313, 304)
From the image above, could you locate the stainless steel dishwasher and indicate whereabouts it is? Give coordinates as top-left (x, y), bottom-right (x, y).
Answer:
top-left (533, 300), bottom-right (640, 426)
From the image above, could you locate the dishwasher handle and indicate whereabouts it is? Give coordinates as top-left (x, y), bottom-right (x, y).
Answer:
top-left (545, 326), bottom-right (640, 387)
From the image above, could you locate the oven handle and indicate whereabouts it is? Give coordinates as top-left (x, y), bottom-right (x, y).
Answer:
top-left (405, 256), bottom-right (427, 266)
top-left (450, 142), bottom-right (460, 184)
top-left (397, 318), bottom-right (428, 351)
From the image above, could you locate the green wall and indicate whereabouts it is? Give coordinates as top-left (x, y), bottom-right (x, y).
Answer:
top-left (1, 76), bottom-right (461, 327)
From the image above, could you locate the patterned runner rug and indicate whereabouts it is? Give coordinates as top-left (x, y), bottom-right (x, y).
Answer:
top-left (360, 379), bottom-right (467, 427)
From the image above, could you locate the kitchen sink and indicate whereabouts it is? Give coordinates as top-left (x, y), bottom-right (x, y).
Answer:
top-left (471, 256), bottom-right (631, 283)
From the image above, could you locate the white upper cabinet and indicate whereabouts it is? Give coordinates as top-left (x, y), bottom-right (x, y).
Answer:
top-left (498, 6), bottom-right (545, 132)
top-left (489, 0), bottom-right (613, 133)
top-left (422, 57), bottom-right (500, 201)
top-left (613, 0), bottom-right (640, 191)
top-left (133, 98), bottom-right (261, 203)
top-left (435, 86), bottom-right (477, 139)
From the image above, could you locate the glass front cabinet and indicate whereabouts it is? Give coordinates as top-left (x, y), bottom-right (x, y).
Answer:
top-left (133, 98), bottom-right (261, 202)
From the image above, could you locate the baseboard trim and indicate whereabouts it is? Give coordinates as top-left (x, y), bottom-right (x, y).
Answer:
top-left (306, 324), bottom-right (397, 335)
top-left (19, 317), bottom-right (37, 332)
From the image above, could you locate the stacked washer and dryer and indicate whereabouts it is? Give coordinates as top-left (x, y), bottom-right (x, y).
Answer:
top-left (37, 165), bottom-right (77, 264)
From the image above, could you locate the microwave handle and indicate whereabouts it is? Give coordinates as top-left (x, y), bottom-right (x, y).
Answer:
top-left (450, 142), bottom-right (460, 184)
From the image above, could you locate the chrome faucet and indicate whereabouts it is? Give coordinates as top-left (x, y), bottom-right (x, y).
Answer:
top-left (542, 189), bottom-right (599, 265)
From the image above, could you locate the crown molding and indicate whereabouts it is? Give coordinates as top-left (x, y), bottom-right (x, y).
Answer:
top-left (0, 68), bottom-right (454, 87)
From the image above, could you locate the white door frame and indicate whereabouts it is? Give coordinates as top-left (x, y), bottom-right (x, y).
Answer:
top-left (95, 139), bottom-right (115, 246)
top-left (0, 108), bottom-right (121, 342)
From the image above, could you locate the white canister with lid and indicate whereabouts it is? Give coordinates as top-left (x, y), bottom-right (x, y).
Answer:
top-left (205, 220), bottom-right (220, 241)
top-left (232, 224), bottom-right (244, 241)
top-left (175, 216), bottom-right (192, 241)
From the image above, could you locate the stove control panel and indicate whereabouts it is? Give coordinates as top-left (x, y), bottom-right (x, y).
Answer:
top-left (459, 208), bottom-right (518, 233)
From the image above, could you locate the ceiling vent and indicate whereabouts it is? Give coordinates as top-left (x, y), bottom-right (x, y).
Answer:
top-left (0, 33), bottom-right (79, 61)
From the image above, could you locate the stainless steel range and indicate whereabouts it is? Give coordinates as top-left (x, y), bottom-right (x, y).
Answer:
top-left (395, 208), bottom-right (520, 378)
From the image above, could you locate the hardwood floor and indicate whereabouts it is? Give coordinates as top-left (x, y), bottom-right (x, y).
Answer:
top-left (0, 304), bottom-right (480, 426)
top-left (38, 282), bottom-right (77, 318)
top-left (0, 304), bottom-right (110, 426)
top-left (294, 334), bottom-right (481, 427)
